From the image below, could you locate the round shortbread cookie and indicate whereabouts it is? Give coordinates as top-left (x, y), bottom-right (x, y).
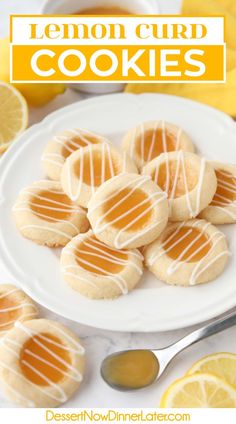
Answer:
top-left (122, 120), bottom-right (195, 169)
top-left (87, 173), bottom-right (169, 249)
top-left (42, 128), bottom-right (110, 181)
top-left (61, 143), bottom-right (138, 208)
top-left (199, 161), bottom-right (236, 224)
top-left (144, 219), bottom-right (230, 286)
top-left (0, 285), bottom-right (38, 337)
top-left (61, 230), bottom-right (144, 299)
top-left (0, 319), bottom-right (85, 407)
top-left (13, 180), bottom-right (89, 247)
top-left (142, 151), bottom-right (217, 222)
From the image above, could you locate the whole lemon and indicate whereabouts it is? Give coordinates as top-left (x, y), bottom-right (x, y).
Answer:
top-left (0, 37), bottom-right (66, 107)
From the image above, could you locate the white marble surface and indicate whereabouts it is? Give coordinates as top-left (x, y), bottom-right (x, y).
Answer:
top-left (0, 0), bottom-right (235, 409)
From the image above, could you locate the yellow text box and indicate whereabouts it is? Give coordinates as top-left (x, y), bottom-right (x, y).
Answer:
top-left (11, 45), bottom-right (225, 83)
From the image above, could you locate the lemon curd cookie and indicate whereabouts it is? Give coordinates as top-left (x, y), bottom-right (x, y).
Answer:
top-left (61, 143), bottom-right (138, 208)
top-left (0, 285), bottom-right (38, 337)
top-left (0, 319), bottom-right (85, 407)
top-left (87, 173), bottom-right (168, 250)
top-left (142, 151), bottom-right (217, 222)
top-left (199, 162), bottom-right (236, 224)
top-left (42, 128), bottom-right (110, 181)
top-left (122, 121), bottom-right (195, 169)
top-left (144, 219), bottom-right (229, 286)
top-left (13, 180), bottom-right (89, 247)
top-left (60, 230), bottom-right (144, 299)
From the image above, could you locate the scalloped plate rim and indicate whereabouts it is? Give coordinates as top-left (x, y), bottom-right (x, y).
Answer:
top-left (0, 92), bottom-right (235, 332)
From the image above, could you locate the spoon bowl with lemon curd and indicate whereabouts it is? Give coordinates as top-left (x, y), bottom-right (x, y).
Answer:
top-left (101, 311), bottom-right (236, 391)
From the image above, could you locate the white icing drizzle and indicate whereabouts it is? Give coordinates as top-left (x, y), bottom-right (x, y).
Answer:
top-left (88, 175), bottom-right (167, 249)
top-left (106, 143), bottom-right (115, 179)
top-left (122, 152), bottom-right (128, 172)
top-left (213, 207), bottom-right (236, 220)
top-left (88, 174), bottom-right (148, 216)
top-left (116, 218), bottom-right (166, 250)
top-left (89, 144), bottom-right (96, 195)
top-left (148, 220), bottom-right (230, 285)
top-left (62, 234), bottom-right (143, 295)
top-left (0, 321), bottom-right (84, 406)
top-left (18, 225), bottom-right (76, 241)
top-left (161, 120), bottom-right (167, 153)
top-left (189, 250), bottom-right (229, 286)
top-left (130, 121), bottom-right (182, 165)
top-left (42, 153), bottom-right (64, 168)
top-left (151, 151), bottom-right (206, 218)
top-left (0, 288), bottom-right (20, 299)
top-left (42, 128), bottom-right (108, 166)
top-left (13, 183), bottom-right (87, 240)
top-left (210, 169), bottom-right (236, 220)
top-left (195, 158), bottom-right (206, 215)
top-left (147, 121), bottom-right (159, 162)
top-left (62, 271), bottom-right (99, 291)
top-left (175, 128), bottom-right (182, 151)
top-left (0, 288), bottom-right (37, 334)
top-left (66, 144), bottom-right (130, 202)
top-left (64, 264), bottom-right (128, 295)
top-left (130, 125), bottom-right (138, 160)
top-left (140, 123), bottom-right (145, 166)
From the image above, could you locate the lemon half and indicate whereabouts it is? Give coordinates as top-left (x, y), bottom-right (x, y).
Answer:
top-left (0, 82), bottom-right (28, 153)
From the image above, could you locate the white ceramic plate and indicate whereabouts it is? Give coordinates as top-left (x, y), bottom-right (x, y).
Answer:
top-left (0, 93), bottom-right (235, 332)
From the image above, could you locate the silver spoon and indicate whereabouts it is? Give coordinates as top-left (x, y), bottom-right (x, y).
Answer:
top-left (101, 311), bottom-right (236, 391)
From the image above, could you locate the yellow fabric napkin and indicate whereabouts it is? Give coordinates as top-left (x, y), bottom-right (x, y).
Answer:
top-left (216, 0), bottom-right (236, 16)
top-left (126, 68), bottom-right (236, 117)
top-left (126, 0), bottom-right (236, 116)
top-left (226, 48), bottom-right (236, 71)
top-left (182, 0), bottom-right (236, 50)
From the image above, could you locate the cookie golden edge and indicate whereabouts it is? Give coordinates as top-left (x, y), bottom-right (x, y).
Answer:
top-left (0, 319), bottom-right (85, 407)
top-left (60, 230), bottom-right (144, 300)
top-left (142, 151), bottom-right (217, 222)
top-left (61, 143), bottom-right (138, 208)
top-left (199, 161), bottom-right (236, 224)
top-left (0, 284), bottom-right (38, 336)
top-left (12, 180), bottom-right (90, 247)
top-left (87, 173), bottom-right (169, 250)
top-left (144, 219), bottom-right (230, 286)
top-left (42, 128), bottom-right (111, 181)
top-left (122, 121), bottom-right (195, 170)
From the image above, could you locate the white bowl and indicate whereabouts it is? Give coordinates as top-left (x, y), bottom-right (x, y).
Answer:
top-left (41, 0), bottom-right (159, 94)
top-left (42, 0), bottom-right (158, 16)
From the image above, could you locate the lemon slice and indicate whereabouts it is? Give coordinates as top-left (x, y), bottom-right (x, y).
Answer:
top-left (187, 352), bottom-right (236, 388)
top-left (160, 373), bottom-right (236, 408)
top-left (0, 82), bottom-right (28, 154)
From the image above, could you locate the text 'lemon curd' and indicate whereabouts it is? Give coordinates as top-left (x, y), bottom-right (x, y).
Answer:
top-left (30, 23), bottom-right (208, 41)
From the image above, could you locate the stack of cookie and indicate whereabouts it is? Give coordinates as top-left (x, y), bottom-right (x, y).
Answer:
top-left (13, 122), bottom-right (235, 298)
top-left (0, 284), bottom-right (85, 407)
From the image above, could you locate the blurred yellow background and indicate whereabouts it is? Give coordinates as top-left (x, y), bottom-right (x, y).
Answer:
top-left (126, 0), bottom-right (236, 117)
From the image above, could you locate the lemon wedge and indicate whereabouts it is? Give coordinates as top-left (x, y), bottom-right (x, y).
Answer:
top-left (0, 82), bottom-right (28, 154)
top-left (187, 352), bottom-right (236, 388)
top-left (160, 373), bottom-right (236, 408)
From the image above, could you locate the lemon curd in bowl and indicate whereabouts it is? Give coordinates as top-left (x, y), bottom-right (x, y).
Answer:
top-left (74, 6), bottom-right (133, 15)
